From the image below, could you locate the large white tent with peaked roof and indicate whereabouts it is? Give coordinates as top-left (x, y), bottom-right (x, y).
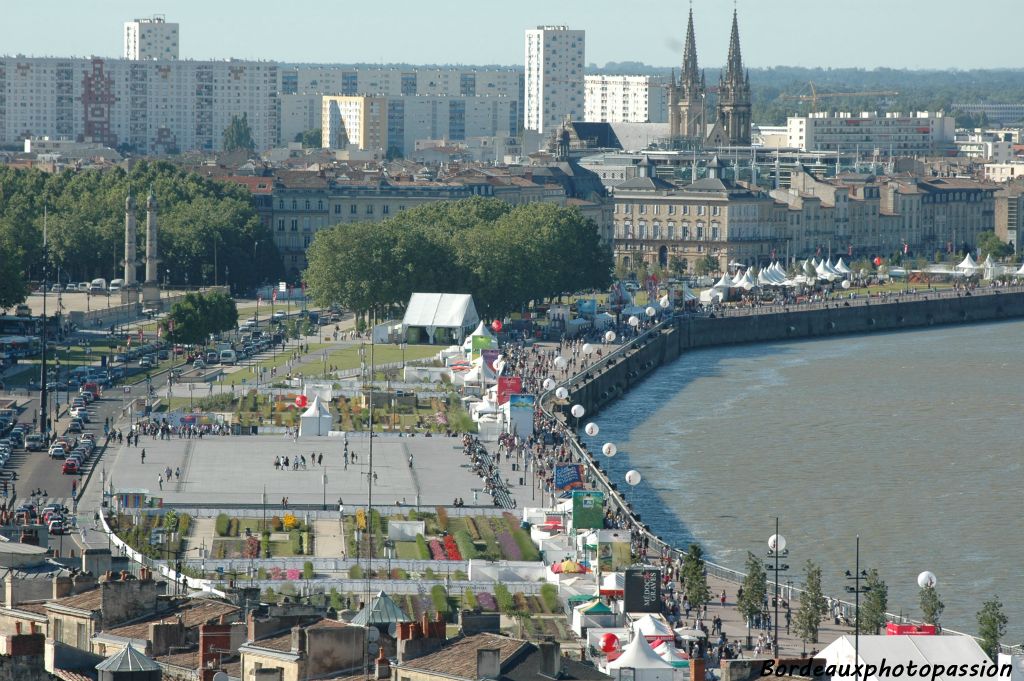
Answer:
top-left (298, 395), bottom-right (333, 437)
top-left (604, 632), bottom-right (673, 680)
top-left (403, 293), bottom-right (480, 345)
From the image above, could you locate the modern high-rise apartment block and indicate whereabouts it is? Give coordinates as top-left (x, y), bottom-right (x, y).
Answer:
top-left (279, 66), bottom-right (522, 99)
top-left (123, 15), bottom-right (179, 60)
top-left (584, 75), bottom-right (668, 123)
top-left (524, 26), bottom-right (585, 134)
top-left (0, 57), bottom-right (278, 153)
top-left (787, 111), bottom-right (956, 156)
top-left (322, 96), bottom-right (388, 152)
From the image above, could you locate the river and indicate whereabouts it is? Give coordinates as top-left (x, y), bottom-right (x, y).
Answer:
top-left (581, 319), bottom-right (1024, 642)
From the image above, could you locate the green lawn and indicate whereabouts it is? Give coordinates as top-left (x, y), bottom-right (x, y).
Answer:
top-left (395, 541), bottom-right (421, 560)
top-left (325, 344), bottom-right (439, 370)
top-left (220, 342), bottom-right (329, 386)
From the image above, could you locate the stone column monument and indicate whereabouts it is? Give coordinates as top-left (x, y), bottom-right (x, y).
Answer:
top-left (141, 189), bottom-right (161, 306)
top-left (121, 192), bottom-right (139, 304)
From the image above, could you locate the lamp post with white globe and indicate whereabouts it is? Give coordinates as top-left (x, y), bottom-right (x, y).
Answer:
top-left (767, 519), bottom-right (790, 656)
top-left (570, 404), bottom-right (585, 432)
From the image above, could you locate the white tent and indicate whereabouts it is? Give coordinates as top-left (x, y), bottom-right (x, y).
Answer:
top-left (402, 292), bottom-right (480, 345)
top-left (834, 258), bottom-right (852, 274)
top-left (298, 395), bottom-right (333, 437)
top-left (819, 635), bottom-right (993, 681)
top-left (713, 273), bottom-right (733, 289)
top-left (653, 641), bottom-right (690, 668)
top-left (571, 599), bottom-right (618, 637)
top-left (631, 614), bottom-right (674, 638)
top-left (461, 321), bottom-right (497, 353)
top-left (605, 632), bottom-right (673, 679)
top-left (1016, 262), bottom-right (1024, 276)
top-left (957, 254), bottom-right (980, 271)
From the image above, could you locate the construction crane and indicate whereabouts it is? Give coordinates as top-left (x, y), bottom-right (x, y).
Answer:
top-left (778, 82), bottom-right (899, 112)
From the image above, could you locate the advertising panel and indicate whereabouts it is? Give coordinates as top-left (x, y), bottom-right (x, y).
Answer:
top-left (572, 490), bottom-right (604, 530)
top-left (553, 463), bottom-right (585, 491)
top-left (496, 376), bottom-right (522, 405)
top-left (623, 567), bottom-right (662, 613)
top-left (507, 393), bottom-right (535, 437)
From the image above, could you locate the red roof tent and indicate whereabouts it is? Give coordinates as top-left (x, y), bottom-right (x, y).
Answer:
top-left (886, 622), bottom-right (937, 636)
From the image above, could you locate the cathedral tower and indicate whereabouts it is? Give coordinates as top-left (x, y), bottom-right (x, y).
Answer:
top-left (668, 8), bottom-right (706, 140)
top-left (716, 9), bottom-right (752, 146)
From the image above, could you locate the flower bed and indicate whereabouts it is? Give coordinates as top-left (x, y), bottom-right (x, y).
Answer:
top-left (477, 592), bottom-right (498, 611)
top-left (496, 530), bottom-right (522, 560)
top-left (443, 535), bottom-right (462, 561)
top-left (428, 538), bottom-right (446, 560)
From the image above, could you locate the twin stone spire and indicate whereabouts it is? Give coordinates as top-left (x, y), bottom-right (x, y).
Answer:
top-left (668, 8), bottom-right (751, 146)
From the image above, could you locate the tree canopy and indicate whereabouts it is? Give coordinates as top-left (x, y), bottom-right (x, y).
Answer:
top-left (859, 568), bottom-right (889, 634)
top-left (737, 552), bottom-right (767, 624)
top-left (0, 237), bottom-right (30, 310)
top-left (159, 291), bottom-right (238, 345)
top-left (0, 161), bottom-right (282, 294)
top-left (303, 197), bottom-right (612, 317)
top-left (681, 544), bottom-right (711, 608)
top-left (294, 128), bottom-right (322, 148)
top-left (919, 584), bottom-right (945, 627)
top-left (976, 597), bottom-right (1008, 661)
top-left (223, 113), bottom-right (255, 152)
top-left (794, 560), bottom-right (827, 645)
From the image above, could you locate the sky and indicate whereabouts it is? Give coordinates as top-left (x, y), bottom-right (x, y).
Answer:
top-left (1, 0), bottom-right (1021, 70)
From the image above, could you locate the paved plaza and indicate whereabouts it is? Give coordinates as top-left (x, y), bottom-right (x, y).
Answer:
top-left (107, 432), bottom-right (531, 509)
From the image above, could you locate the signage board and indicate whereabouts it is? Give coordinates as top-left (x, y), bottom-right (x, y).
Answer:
top-left (624, 567), bottom-right (662, 613)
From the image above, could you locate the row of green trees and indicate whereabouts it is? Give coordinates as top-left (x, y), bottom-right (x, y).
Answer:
top-left (303, 197), bottom-right (613, 318)
top-left (0, 161), bottom-right (283, 308)
top-left (726, 551), bottom-right (1009, 660)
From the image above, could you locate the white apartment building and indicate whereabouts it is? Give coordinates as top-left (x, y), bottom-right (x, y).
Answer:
top-left (322, 95), bottom-right (387, 152)
top-left (584, 75), bottom-right (667, 123)
top-left (280, 93), bottom-right (324, 144)
top-left (123, 16), bottom-right (179, 60)
top-left (984, 163), bottom-right (1024, 183)
top-left (0, 57), bottom-right (278, 153)
top-left (787, 111), bottom-right (956, 157)
top-left (524, 26), bottom-right (585, 134)
top-left (279, 66), bottom-right (522, 99)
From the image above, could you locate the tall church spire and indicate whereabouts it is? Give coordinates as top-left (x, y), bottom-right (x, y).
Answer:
top-left (725, 9), bottom-right (744, 82)
top-left (681, 7), bottom-right (700, 90)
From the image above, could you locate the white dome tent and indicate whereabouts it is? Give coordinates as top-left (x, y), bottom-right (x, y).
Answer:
top-left (956, 253), bottom-right (980, 272)
top-left (605, 631), bottom-right (673, 680)
top-left (834, 258), bottom-right (852, 275)
top-left (461, 321), bottom-right (496, 354)
top-left (298, 395), bottom-right (333, 437)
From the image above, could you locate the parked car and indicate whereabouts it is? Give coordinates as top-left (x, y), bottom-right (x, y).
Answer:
top-left (67, 420), bottom-right (83, 433)
top-left (48, 446), bottom-right (66, 459)
top-left (48, 519), bottom-right (67, 534)
top-left (62, 460), bottom-right (79, 475)
top-left (25, 434), bottom-right (45, 451)
top-left (193, 359), bottom-right (206, 370)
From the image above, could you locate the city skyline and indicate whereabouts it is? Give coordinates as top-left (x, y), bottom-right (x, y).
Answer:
top-left (1, 0), bottom-right (1020, 70)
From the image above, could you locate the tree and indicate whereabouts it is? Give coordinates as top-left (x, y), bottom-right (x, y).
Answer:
top-left (693, 254), bottom-right (718, 277)
top-left (919, 585), bottom-right (945, 627)
top-left (223, 113), bottom-right (255, 152)
top-left (160, 291), bottom-right (238, 345)
top-left (0, 238), bottom-right (29, 310)
top-left (681, 544), bottom-right (710, 608)
top-left (976, 597), bottom-right (1008, 660)
top-left (858, 568), bottom-right (889, 634)
top-left (794, 560), bottom-right (827, 644)
top-left (977, 230), bottom-right (1012, 261)
top-left (737, 552), bottom-right (767, 631)
top-left (294, 128), bottom-right (321, 148)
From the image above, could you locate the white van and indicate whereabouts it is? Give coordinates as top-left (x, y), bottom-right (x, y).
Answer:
top-left (89, 278), bottom-right (107, 294)
top-left (109, 278), bottom-right (124, 292)
top-left (219, 349), bottom-right (237, 365)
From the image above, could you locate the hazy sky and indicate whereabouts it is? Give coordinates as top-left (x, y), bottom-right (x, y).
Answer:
top-left (2, 0), bottom-right (1020, 70)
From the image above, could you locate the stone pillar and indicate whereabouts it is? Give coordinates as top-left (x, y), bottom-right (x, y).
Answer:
top-left (122, 193), bottom-right (139, 304)
top-left (142, 190), bottom-right (161, 306)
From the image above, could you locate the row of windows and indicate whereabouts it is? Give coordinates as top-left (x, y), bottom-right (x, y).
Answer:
top-left (276, 204), bottom-right (406, 230)
top-left (615, 203), bottom-right (721, 217)
top-left (617, 223), bottom-right (721, 241)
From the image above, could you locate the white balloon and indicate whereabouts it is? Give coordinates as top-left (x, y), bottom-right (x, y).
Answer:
top-left (582, 343), bottom-right (594, 355)
top-left (659, 295), bottom-right (670, 308)
top-left (570, 404), bottom-right (585, 418)
top-left (768, 534), bottom-right (787, 553)
top-left (625, 469), bottom-right (642, 486)
top-left (917, 571), bottom-right (937, 589)
top-left (542, 378), bottom-right (556, 391)
top-left (841, 280), bottom-right (851, 289)
top-left (602, 442), bottom-right (617, 457)
top-left (554, 356), bottom-right (568, 369)
top-left (645, 306), bottom-right (657, 317)
top-left (584, 422), bottom-right (599, 436)
top-left (605, 330), bottom-right (617, 342)
top-left (555, 387), bottom-right (569, 400)
top-left (628, 316), bottom-right (640, 327)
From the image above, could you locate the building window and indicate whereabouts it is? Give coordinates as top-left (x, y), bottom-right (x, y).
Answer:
top-left (277, 219), bottom-right (284, 231)
top-left (290, 219), bottom-right (298, 231)
top-left (668, 205), bottom-right (676, 215)
top-left (698, 205), bottom-right (706, 216)
top-left (638, 221), bottom-right (647, 239)
top-left (278, 199), bottom-right (284, 209)
top-left (639, 204), bottom-right (647, 214)
top-left (350, 204), bottom-right (357, 214)
top-left (653, 222), bottom-right (661, 239)
top-left (712, 205), bottom-right (721, 216)
top-left (696, 222), bottom-right (704, 239)
top-left (653, 205), bottom-right (660, 215)
top-left (334, 204), bottom-right (341, 214)
top-left (711, 223), bottom-right (720, 240)
top-left (318, 200), bottom-right (324, 211)
top-left (366, 205), bottom-right (374, 215)
top-left (291, 200), bottom-right (297, 210)
top-left (383, 205), bottom-right (389, 214)
top-left (682, 205), bottom-right (689, 215)
top-left (305, 200), bottom-right (311, 210)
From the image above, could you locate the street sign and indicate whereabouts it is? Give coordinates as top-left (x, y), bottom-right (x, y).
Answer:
top-left (123, 386), bottom-right (131, 393)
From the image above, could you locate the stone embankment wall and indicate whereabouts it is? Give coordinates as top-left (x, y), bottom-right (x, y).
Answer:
top-left (571, 291), bottom-right (1024, 417)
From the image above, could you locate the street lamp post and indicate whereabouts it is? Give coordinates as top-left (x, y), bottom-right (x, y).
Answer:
top-left (767, 519), bottom-right (790, 657)
top-left (845, 536), bottom-right (872, 681)
top-left (322, 472), bottom-right (328, 511)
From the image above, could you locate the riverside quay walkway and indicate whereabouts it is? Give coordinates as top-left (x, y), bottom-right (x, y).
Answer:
top-left (541, 285), bottom-right (1024, 656)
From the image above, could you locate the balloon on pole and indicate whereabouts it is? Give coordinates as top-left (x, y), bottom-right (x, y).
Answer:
top-left (768, 534), bottom-right (787, 553)
top-left (555, 386), bottom-right (569, 400)
top-left (625, 470), bottom-right (642, 486)
top-left (602, 442), bottom-right (617, 457)
top-left (582, 343), bottom-right (594, 355)
top-left (628, 316), bottom-right (639, 327)
top-left (554, 356), bottom-right (568, 370)
top-left (605, 330), bottom-right (616, 342)
top-left (645, 306), bottom-right (656, 317)
top-left (570, 404), bottom-right (585, 419)
top-left (584, 422), bottom-right (599, 436)
top-left (917, 571), bottom-right (937, 589)
top-left (542, 378), bottom-right (555, 391)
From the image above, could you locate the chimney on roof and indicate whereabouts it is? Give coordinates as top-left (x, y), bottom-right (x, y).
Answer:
top-left (375, 646), bottom-right (390, 679)
top-left (290, 625), bottom-right (306, 654)
top-left (538, 641), bottom-right (560, 678)
top-left (476, 648), bottom-right (501, 680)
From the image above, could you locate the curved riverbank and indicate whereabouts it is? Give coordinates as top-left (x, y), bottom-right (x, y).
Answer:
top-left (544, 289), bottom-right (1024, 651)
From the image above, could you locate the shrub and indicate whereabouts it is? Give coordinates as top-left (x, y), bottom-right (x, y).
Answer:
top-left (431, 585), bottom-right (450, 618)
top-left (303, 561), bottom-right (314, 580)
top-left (270, 515), bottom-right (283, 532)
top-left (355, 508), bottom-right (367, 530)
top-left (370, 509), bottom-right (384, 535)
top-left (511, 529), bottom-right (540, 562)
top-left (290, 530), bottom-right (303, 555)
top-left (541, 583), bottom-right (559, 612)
top-left (415, 534), bottom-right (430, 560)
top-left (425, 567), bottom-right (436, 580)
top-left (228, 518), bottom-right (240, 537)
top-left (257, 567), bottom-right (267, 580)
top-left (215, 513), bottom-right (230, 537)
top-left (264, 587), bottom-right (276, 602)
top-left (392, 568), bottom-right (409, 580)
top-left (261, 530), bottom-right (271, 558)
top-left (349, 565), bottom-right (364, 579)
top-left (453, 530), bottom-right (478, 560)
top-left (463, 588), bottom-right (477, 609)
top-left (429, 539), bottom-right (446, 560)
top-left (465, 517), bottom-right (482, 541)
top-left (452, 570), bottom-right (468, 581)
top-left (494, 583), bottom-right (516, 615)
top-left (436, 506), bottom-right (449, 531)
top-left (283, 513), bottom-right (298, 531)
top-left (164, 510), bottom-right (179, 533)
top-left (329, 587), bottom-right (343, 611)
top-left (407, 510), bottom-right (419, 521)
top-left (178, 514), bottom-right (192, 537)
top-left (496, 531), bottom-right (522, 560)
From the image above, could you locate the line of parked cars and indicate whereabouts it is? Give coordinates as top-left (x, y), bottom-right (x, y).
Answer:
top-left (13, 501), bottom-right (70, 534)
top-left (49, 431), bottom-right (97, 475)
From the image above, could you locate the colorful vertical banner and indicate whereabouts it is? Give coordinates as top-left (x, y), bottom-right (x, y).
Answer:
top-left (496, 376), bottom-right (522, 405)
top-left (572, 490), bottom-right (605, 530)
top-left (554, 463), bottom-right (585, 491)
top-left (507, 393), bottom-right (535, 436)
